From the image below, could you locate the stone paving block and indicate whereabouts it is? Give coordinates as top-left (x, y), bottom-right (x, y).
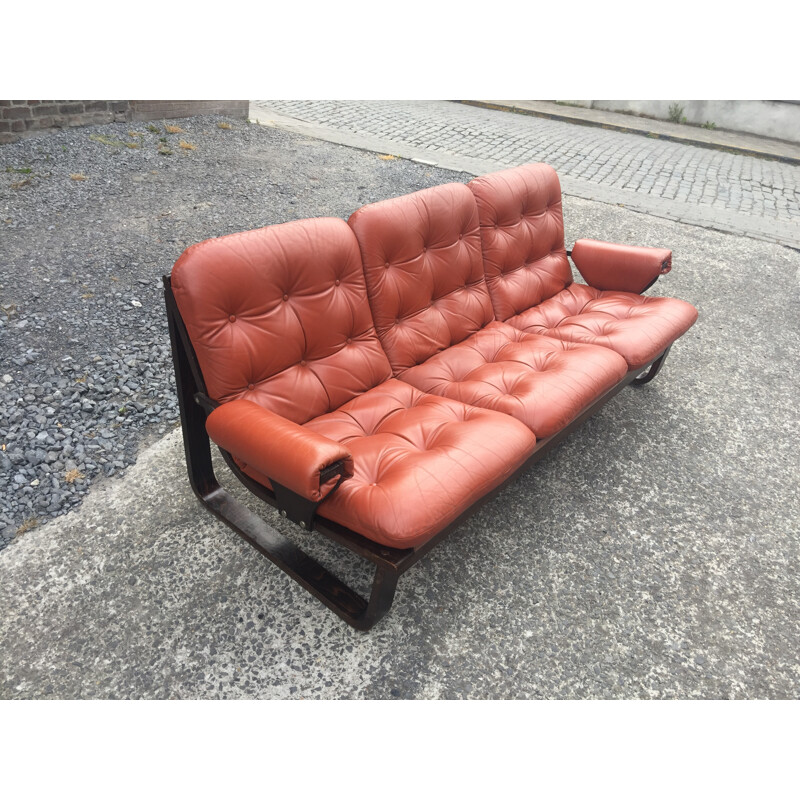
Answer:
top-left (251, 101), bottom-right (800, 248)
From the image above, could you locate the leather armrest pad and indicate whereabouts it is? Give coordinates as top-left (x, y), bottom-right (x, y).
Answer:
top-left (206, 399), bottom-right (353, 502)
top-left (571, 239), bottom-right (672, 294)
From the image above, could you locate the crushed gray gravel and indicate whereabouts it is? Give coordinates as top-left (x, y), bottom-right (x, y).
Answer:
top-left (0, 115), bottom-right (464, 549)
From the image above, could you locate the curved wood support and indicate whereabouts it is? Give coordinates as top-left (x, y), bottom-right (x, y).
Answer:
top-left (631, 346), bottom-right (671, 387)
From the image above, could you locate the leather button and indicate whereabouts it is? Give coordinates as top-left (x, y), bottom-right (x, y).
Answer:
top-left (384, 261), bottom-right (390, 268)
top-left (228, 315), bottom-right (236, 322)
top-left (283, 294), bottom-right (289, 301)
top-left (247, 383), bottom-right (254, 390)
top-left (422, 247), bottom-right (427, 253)
top-left (335, 279), bottom-right (340, 286)
top-left (346, 337), bottom-right (352, 344)
top-left (458, 234), bottom-right (463, 240)
top-left (300, 360), bottom-right (307, 366)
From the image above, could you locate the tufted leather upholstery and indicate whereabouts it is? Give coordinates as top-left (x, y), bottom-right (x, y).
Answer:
top-left (467, 163), bottom-right (572, 321)
top-left (301, 380), bottom-right (535, 548)
top-left (170, 217), bottom-right (392, 424)
top-left (170, 165), bottom-right (698, 550)
top-left (347, 182), bottom-right (494, 374)
top-left (349, 182), bottom-right (628, 437)
top-left (508, 283), bottom-right (699, 370)
top-left (467, 164), bottom-right (698, 369)
top-left (399, 320), bottom-right (627, 438)
top-left (571, 239), bottom-right (672, 294)
top-left (173, 218), bottom-right (536, 549)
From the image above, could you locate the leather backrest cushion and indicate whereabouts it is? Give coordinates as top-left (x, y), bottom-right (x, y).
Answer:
top-left (348, 182), bottom-right (494, 375)
top-left (170, 217), bottom-right (392, 424)
top-left (468, 163), bottom-right (572, 320)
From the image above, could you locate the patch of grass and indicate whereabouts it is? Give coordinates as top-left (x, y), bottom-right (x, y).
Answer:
top-left (89, 133), bottom-right (131, 148)
top-left (81, 292), bottom-right (94, 299)
top-left (157, 144), bottom-right (173, 156)
top-left (16, 517), bottom-right (39, 536)
top-left (701, 120), bottom-right (717, 129)
top-left (146, 124), bottom-right (161, 134)
top-left (70, 173), bottom-right (87, 181)
top-left (129, 131), bottom-right (144, 138)
top-left (217, 122), bottom-right (232, 130)
top-left (11, 178), bottom-right (31, 190)
top-left (668, 103), bottom-right (687, 124)
top-left (126, 142), bottom-right (140, 149)
top-left (64, 468), bottom-right (85, 484)
top-left (6, 166), bottom-right (33, 174)
top-left (165, 124), bottom-right (184, 134)
top-left (379, 154), bottom-right (398, 160)
top-left (178, 140), bottom-right (196, 150)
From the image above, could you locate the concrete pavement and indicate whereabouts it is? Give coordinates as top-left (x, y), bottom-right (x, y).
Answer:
top-left (250, 100), bottom-right (800, 249)
top-left (2, 147), bottom-right (799, 697)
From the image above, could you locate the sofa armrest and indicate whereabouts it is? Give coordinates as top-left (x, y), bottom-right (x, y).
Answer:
top-left (570, 239), bottom-right (672, 294)
top-left (206, 399), bottom-right (353, 503)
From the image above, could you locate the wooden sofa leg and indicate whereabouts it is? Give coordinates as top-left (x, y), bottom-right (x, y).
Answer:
top-left (166, 284), bottom-right (221, 501)
top-left (201, 486), bottom-right (400, 630)
top-left (631, 346), bottom-right (671, 387)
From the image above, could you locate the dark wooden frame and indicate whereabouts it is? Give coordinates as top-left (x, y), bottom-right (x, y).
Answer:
top-left (164, 277), bottom-right (671, 630)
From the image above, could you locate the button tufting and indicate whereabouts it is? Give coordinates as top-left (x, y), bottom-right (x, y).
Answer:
top-left (228, 314), bottom-right (236, 322)
top-left (283, 294), bottom-right (289, 301)
top-left (300, 360), bottom-right (307, 366)
top-left (335, 279), bottom-right (340, 286)
top-left (385, 261), bottom-right (390, 268)
top-left (247, 383), bottom-right (254, 390)
top-left (346, 337), bottom-right (352, 344)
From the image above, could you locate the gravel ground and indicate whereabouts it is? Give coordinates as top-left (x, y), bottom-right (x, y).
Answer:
top-left (0, 116), bottom-right (462, 549)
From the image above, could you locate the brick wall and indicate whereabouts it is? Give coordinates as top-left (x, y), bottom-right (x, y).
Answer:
top-left (0, 100), bottom-right (249, 145)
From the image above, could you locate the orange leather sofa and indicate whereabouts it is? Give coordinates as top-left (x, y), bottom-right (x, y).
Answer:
top-left (163, 163), bottom-right (698, 629)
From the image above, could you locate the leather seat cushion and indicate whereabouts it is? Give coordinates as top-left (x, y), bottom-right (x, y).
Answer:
top-left (507, 283), bottom-right (699, 369)
top-left (241, 379), bottom-right (537, 549)
top-left (399, 320), bottom-right (628, 438)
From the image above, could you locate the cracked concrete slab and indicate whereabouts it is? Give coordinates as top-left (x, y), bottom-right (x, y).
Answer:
top-left (1, 173), bottom-right (799, 699)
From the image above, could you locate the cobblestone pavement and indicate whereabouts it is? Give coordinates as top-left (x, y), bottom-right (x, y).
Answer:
top-left (252, 100), bottom-right (800, 248)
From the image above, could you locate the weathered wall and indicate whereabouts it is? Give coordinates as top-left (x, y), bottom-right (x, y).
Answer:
top-left (562, 100), bottom-right (800, 144)
top-left (0, 100), bottom-right (249, 145)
